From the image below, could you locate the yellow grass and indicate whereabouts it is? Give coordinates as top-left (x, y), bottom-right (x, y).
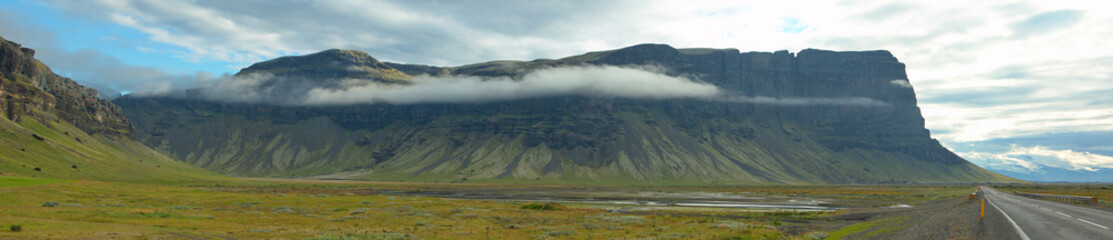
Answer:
top-left (0, 179), bottom-right (784, 239)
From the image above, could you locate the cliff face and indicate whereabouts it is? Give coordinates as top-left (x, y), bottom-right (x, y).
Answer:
top-left (0, 35), bottom-right (216, 182)
top-left (115, 44), bottom-right (1014, 184)
top-left (0, 36), bottom-right (133, 139)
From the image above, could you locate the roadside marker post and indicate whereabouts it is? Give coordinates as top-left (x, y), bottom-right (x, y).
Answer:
top-left (981, 198), bottom-right (985, 219)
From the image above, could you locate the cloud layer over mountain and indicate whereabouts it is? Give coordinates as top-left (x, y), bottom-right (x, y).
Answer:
top-left (175, 65), bottom-right (721, 105)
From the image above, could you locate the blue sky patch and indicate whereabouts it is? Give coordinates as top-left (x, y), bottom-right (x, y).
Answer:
top-left (780, 18), bottom-right (807, 33)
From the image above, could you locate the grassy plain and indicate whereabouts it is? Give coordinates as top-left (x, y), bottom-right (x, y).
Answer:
top-left (0, 177), bottom-right (986, 239)
top-left (0, 179), bottom-right (786, 239)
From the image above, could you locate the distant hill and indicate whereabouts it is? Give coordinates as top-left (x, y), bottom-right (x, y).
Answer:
top-left (114, 44), bottom-right (1019, 184)
top-left (0, 35), bottom-right (217, 182)
top-left (992, 165), bottom-right (1113, 183)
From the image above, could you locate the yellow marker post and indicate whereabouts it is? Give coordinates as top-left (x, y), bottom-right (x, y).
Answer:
top-left (981, 198), bottom-right (985, 219)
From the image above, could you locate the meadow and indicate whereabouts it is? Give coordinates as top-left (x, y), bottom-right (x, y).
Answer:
top-left (0, 175), bottom-right (986, 240)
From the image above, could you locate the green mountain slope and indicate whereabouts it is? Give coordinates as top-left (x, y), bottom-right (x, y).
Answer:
top-left (0, 35), bottom-right (217, 182)
top-left (115, 44), bottom-right (1019, 184)
top-left (0, 116), bottom-right (217, 182)
top-left (118, 97), bottom-right (1014, 184)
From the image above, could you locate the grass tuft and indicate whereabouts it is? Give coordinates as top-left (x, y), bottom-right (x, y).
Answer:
top-left (805, 232), bottom-right (827, 240)
top-left (305, 233), bottom-right (423, 240)
top-left (138, 212), bottom-right (174, 218)
top-left (546, 230), bottom-right (575, 237)
top-left (592, 214), bottom-right (646, 224)
top-left (520, 202), bottom-right (565, 211)
top-left (709, 221), bottom-right (752, 230)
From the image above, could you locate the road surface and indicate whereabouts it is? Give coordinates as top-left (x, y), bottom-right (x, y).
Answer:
top-left (982, 187), bottom-right (1113, 240)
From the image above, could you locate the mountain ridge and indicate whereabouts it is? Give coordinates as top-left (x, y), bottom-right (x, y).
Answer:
top-left (114, 44), bottom-right (1019, 184)
top-left (237, 48), bottom-right (414, 84)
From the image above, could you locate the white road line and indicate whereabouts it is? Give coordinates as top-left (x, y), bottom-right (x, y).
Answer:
top-left (1078, 219), bottom-right (1110, 230)
top-left (987, 197), bottom-right (1032, 240)
top-left (1055, 212), bottom-right (1072, 218)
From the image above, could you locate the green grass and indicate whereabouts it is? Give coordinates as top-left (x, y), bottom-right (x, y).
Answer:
top-left (0, 179), bottom-right (785, 239)
top-left (0, 116), bottom-right (222, 183)
top-left (520, 202), bottom-right (566, 210)
top-left (824, 216), bottom-right (908, 240)
top-left (0, 159), bottom-right (973, 239)
top-left (0, 176), bottom-right (69, 188)
top-left (305, 233), bottom-right (422, 240)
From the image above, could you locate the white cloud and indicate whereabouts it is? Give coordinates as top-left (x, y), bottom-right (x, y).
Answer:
top-left (959, 145), bottom-right (1113, 172)
top-left (303, 65), bottom-right (720, 105)
top-left (890, 80), bottom-right (912, 88)
top-left (958, 150), bottom-right (1043, 172)
top-left (186, 65), bottom-right (720, 105)
top-left (721, 96), bottom-right (889, 106)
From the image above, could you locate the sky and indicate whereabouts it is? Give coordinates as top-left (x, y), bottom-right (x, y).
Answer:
top-left (1, 0), bottom-right (1110, 181)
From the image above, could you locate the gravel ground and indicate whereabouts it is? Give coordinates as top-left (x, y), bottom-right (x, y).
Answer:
top-left (784, 197), bottom-right (1022, 240)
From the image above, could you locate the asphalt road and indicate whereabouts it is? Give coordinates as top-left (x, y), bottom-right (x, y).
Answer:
top-left (982, 187), bottom-right (1113, 240)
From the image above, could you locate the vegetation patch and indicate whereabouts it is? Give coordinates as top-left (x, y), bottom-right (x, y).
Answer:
top-left (137, 212), bottom-right (175, 218)
top-left (167, 205), bottom-right (197, 210)
top-left (709, 221), bottom-right (765, 230)
top-left (804, 232), bottom-right (828, 240)
top-left (0, 176), bottom-right (69, 188)
top-left (0, 177), bottom-right (973, 239)
top-left (825, 216), bottom-right (908, 240)
top-left (520, 202), bottom-right (566, 211)
top-left (591, 214), bottom-right (646, 224)
top-left (305, 233), bottom-right (423, 240)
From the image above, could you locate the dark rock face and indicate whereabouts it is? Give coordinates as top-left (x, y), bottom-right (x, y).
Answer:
top-left (116, 44), bottom-right (1007, 183)
top-left (0, 36), bottom-right (133, 139)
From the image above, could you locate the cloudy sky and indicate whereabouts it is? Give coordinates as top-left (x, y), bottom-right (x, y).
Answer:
top-left (1, 0), bottom-right (1110, 181)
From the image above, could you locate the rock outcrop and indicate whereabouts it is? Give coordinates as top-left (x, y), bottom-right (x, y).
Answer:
top-left (0, 35), bottom-right (216, 182)
top-left (0, 35), bottom-right (133, 139)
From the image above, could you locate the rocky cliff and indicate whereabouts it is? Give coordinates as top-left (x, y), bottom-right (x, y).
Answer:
top-left (0, 35), bottom-right (215, 181)
top-left (0, 36), bottom-right (133, 139)
top-left (115, 44), bottom-right (1016, 184)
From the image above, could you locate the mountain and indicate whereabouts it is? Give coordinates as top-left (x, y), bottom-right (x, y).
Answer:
top-left (990, 165), bottom-right (1113, 183)
top-left (946, 131), bottom-right (1113, 183)
top-left (237, 49), bottom-right (413, 84)
top-left (0, 35), bottom-right (216, 182)
top-left (113, 44), bottom-right (1018, 184)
